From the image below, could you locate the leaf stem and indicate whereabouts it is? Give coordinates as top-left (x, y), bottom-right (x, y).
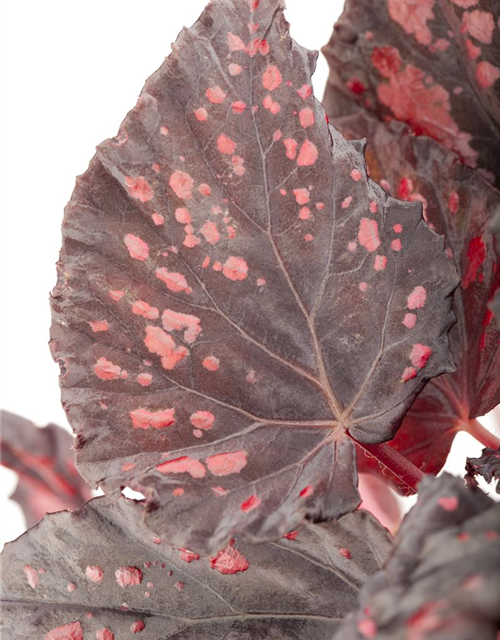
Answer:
top-left (348, 435), bottom-right (425, 495)
top-left (463, 419), bottom-right (500, 450)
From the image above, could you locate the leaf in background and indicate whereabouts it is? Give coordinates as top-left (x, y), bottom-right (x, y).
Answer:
top-left (358, 473), bottom-right (402, 534)
top-left (327, 112), bottom-right (500, 492)
top-left (491, 209), bottom-right (500, 323)
top-left (50, 0), bottom-right (457, 553)
top-left (0, 497), bottom-right (392, 640)
top-left (466, 447), bottom-right (500, 493)
top-left (334, 474), bottom-right (500, 640)
top-left (0, 411), bottom-right (92, 527)
top-left (322, 0), bottom-right (500, 187)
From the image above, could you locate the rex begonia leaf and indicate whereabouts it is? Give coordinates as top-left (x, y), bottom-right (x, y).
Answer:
top-left (50, 0), bottom-right (457, 553)
top-left (466, 446), bottom-right (500, 493)
top-left (323, 0), bottom-right (500, 187)
top-left (0, 497), bottom-right (392, 639)
top-left (334, 474), bottom-right (500, 640)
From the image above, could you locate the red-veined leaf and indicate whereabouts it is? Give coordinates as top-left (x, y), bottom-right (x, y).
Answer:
top-left (325, 113), bottom-right (500, 491)
top-left (0, 411), bottom-right (92, 527)
top-left (0, 497), bottom-right (392, 640)
top-left (50, 0), bottom-right (458, 553)
top-left (323, 0), bottom-right (500, 187)
top-left (334, 474), bottom-right (500, 640)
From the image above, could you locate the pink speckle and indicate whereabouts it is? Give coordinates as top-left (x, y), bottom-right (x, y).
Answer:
top-left (194, 107), bottom-right (208, 122)
top-left (297, 140), bottom-right (318, 166)
top-left (190, 411), bottom-right (215, 430)
top-left (316, 202), bottom-right (325, 210)
top-left (130, 408), bottom-right (175, 430)
top-left (217, 134), bottom-right (237, 155)
top-left (44, 622), bottom-right (84, 640)
top-left (273, 130), bottom-right (282, 142)
top-left (152, 163), bottom-right (161, 174)
top-left (240, 494), bottom-right (261, 512)
top-left (466, 39), bottom-right (481, 60)
top-left (283, 138), bottom-right (298, 160)
top-left (391, 239), bottom-right (402, 252)
top-left (246, 369), bottom-right (257, 384)
top-left (359, 282), bottom-right (368, 292)
top-left (341, 196), bottom-right (353, 209)
top-left (370, 201), bottom-right (378, 214)
top-left (407, 286), bottom-right (427, 309)
top-left (304, 234), bottom-right (314, 242)
top-left (299, 108), bottom-right (315, 128)
top-left (300, 485), bottom-right (314, 498)
top-left (357, 618), bottom-right (377, 639)
top-left (228, 63), bottom-right (242, 76)
top-left (130, 620), bottom-right (145, 634)
top-left (476, 60), bottom-right (500, 88)
top-left (122, 462), bottom-right (136, 471)
top-left (67, 582), bottom-right (77, 593)
top-left (438, 496), bottom-right (459, 511)
top-left (232, 100), bottom-right (247, 114)
top-left (175, 581), bottom-right (185, 591)
top-left (462, 10), bottom-right (494, 44)
top-left (202, 356), bottom-right (220, 371)
top-left (23, 565), bottom-right (38, 589)
top-left (156, 268), bottom-right (192, 294)
top-left (348, 242), bottom-right (357, 252)
top-left (403, 313), bottom-right (417, 329)
top-left (200, 221), bottom-right (220, 245)
top-left (169, 170), bottom-right (194, 200)
top-left (222, 256), bottom-right (248, 281)
top-left (198, 183), bottom-right (211, 197)
top-left (160, 126), bottom-right (169, 136)
top-left (115, 566), bottom-right (142, 588)
top-left (448, 191), bottom-right (459, 214)
top-left (297, 84), bottom-right (312, 100)
top-left (256, 278), bottom-right (266, 286)
top-left (202, 256), bottom-right (210, 269)
top-left (137, 373), bottom-right (153, 387)
top-left (293, 188), bottom-right (310, 204)
top-left (387, 0), bottom-right (435, 46)
top-left (132, 300), bottom-right (159, 320)
top-left (179, 548), bottom-right (200, 563)
top-left (156, 456), bottom-right (206, 478)
top-left (393, 224), bottom-right (403, 233)
top-left (285, 530), bottom-right (299, 540)
top-left (96, 629), bottom-right (114, 640)
top-left (206, 450), bottom-right (247, 476)
top-left (213, 261), bottom-right (222, 272)
top-left (339, 548), bottom-right (351, 559)
top-left (94, 357), bottom-right (122, 381)
top-left (299, 207), bottom-right (311, 220)
top-left (262, 65), bottom-right (282, 91)
top-left (210, 542), bottom-right (249, 575)
top-left (374, 255), bottom-right (387, 271)
top-left (89, 320), bottom-right (109, 333)
top-left (263, 94), bottom-right (281, 114)
top-left (109, 290), bottom-right (125, 301)
top-left (401, 366), bottom-right (418, 382)
top-left (124, 234), bottom-right (149, 261)
top-left (206, 86), bottom-right (227, 104)
top-left (152, 212), bottom-right (164, 225)
top-left (358, 218), bottom-right (381, 252)
top-left (125, 176), bottom-right (153, 203)
top-left (175, 207), bottom-right (191, 224)
top-left (346, 77), bottom-right (366, 94)
top-left (212, 486), bottom-right (228, 496)
top-left (85, 566), bottom-right (104, 583)
top-left (173, 488), bottom-right (184, 496)
top-left (410, 343), bottom-right (432, 369)
top-left (162, 309), bottom-right (201, 343)
top-left (144, 325), bottom-right (176, 357)
top-left (350, 169), bottom-right (362, 182)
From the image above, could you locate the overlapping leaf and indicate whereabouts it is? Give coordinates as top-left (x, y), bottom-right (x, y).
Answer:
top-left (323, 0), bottom-right (500, 187)
top-left (0, 411), bottom-right (92, 526)
top-left (0, 497), bottom-right (392, 640)
top-left (329, 113), bottom-right (500, 491)
top-left (334, 474), bottom-right (500, 640)
top-left (492, 209), bottom-right (500, 323)
top-left (466, 446), bottom-right (500, 493)
top-left (50, 0), bottom-right (458, 553)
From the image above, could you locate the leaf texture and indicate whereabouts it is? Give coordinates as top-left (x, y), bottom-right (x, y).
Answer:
top-left (322, 0), bottom-right (500, 187)
top-left (50, 0), bottom-right (458, 553)
top-left (0, 497), bottom-right (392, 640)
top-left (334, 474), bottom-right (500, 640)
top-left (0, 411), bottom-right (92, 526)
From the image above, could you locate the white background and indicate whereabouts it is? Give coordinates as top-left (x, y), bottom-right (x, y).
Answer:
top-left (0, 0), bottom-right (498, 549)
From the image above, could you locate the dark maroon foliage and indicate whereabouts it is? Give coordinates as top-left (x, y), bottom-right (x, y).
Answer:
top-left (49, 0), bottom-right (458, 554)
top-left (334, 474), bottom-right (500, 640)
top-left (0, 411), bottom-right (92, 526)
top-left (323, 0), bottom-right (500, 187)
top-left (466, 446), bottom-right (500, 493)
top-left (492, 209), bottom-right (500, 323)
top-left (0, 498), bottom-right (391, 639)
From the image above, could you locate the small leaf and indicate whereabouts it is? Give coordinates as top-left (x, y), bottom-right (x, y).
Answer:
top-left (323, 0), bottom-right (500, 187)
top-left (0, 411), bottom-right (92, 526)
top-left (50, 0), bottom-right (457, 552)
top-left (334, 474), bottom-right (500, 640)
top-left (327, 113), bottom-right (500, 491)
top-left (466, 446), bottom-right (500, 493)
top-left (0, 497), bottom-right (392, 639)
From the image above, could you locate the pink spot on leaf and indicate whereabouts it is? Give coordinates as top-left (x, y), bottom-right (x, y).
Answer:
top-left (403, 313), bottom-right (417, 329)
top-left (299, 107), bottom-right (315, 128)
top-left (358, 218), bottom-right (381, 252)
top-left (476, 60), bottom-right (500, 88)
top-left (44, 622), bottom-right (83, 640)
top-left (162, 309), bottom-right (201, 343)
top-left (297, 84), bottom-right (312, 100)
top-left (297, 140), bottom-right (318, 166)
top-left (200, 221), bottom-right (220, 245)
top-left (124, 234), bottom-right (149, 261)
top-left (293, 188), bottom-right (310, 204)
top-left (156, 268), bottom-right (192, 294)
top-left (94, 358), bottom-right (122, 381)
top-left (125, 176), bottom-right (153, 203)
top-left (283, 138), bottom-right (298, 160)
top-left (350, 169), bottom-right (362, 182)
top-left (206, 86), bottom-right (227, 104)
top-left (89, 320), bottom-right (109, 333)
top-left (262, 65), bottom-right (282, 91)
top-left (222, 256), bottom-right (248, 281)
top-left (407, 286), bottom-right (427, 309)
top-left (410, 343), bottom-right (432, 369)
top-left (23, 565), bottom-right (38, 589)
top-left (240, 494), bottom-right (261, 512)
top-left (179, 548), bottom-right (200, 563)
top-left (130, 408), bottom-right (175, 430)
top-left (156, 456), bottom-right (206, 478)
top-left (300, 485), bottom-right (314, 498)
top-left (85, 566), bottom-right (104, 583)
top-left (438, 496), bottom-right (459, 511)
top-left (210, 541), bottom-right (249, 574)
top-left (115, 566), bottom-right (142, 588)
top-left (132, 300), bottom-right (159, 320)
top-left (206, 450), bottom-right (248, 476)
top-left (202, 356), bottom-right (220, 371)
top-left (217, 134), bottom-right (237, 155)
top-left (190, 411), bottom-right (215, 430)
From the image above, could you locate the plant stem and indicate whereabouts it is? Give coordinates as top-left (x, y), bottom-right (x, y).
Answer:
top-left (348, 435), bottom-right (425, 495)
top-left (463, 419), bottom-right (500, 450)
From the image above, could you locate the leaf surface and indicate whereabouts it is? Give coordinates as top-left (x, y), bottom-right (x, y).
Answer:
top-left (0, 497), bottom-right (392, 640)
top-left (0, 411), bottom-right (92, 526)
top-left (334, 474), bottom-right (500, 640)
top-left (323, 0), bottom-right (500, 187)
top-left (50, 0), bottom-right (457, 552)
top-left (329, 113), bottom-right (500, 491)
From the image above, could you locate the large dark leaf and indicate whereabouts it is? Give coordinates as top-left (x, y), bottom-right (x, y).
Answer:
top-left (0, 411), bottom-right (92, 526)
top-left (334, 474), bottom-right (500, 640)
top-left (323, 0), bottom-right (500, 187)
top-left (0, 497), bottom-right (392, 640)
top-left (329, 113), bottom-right (500, 491)
top-left (50, 0), bottom-right (458, 553)
top-left (466, 446), bottom-right (500, 493)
